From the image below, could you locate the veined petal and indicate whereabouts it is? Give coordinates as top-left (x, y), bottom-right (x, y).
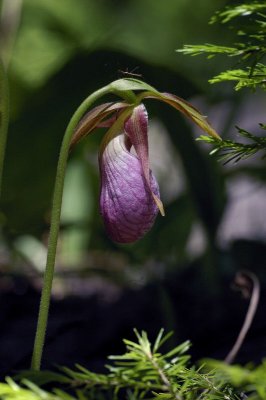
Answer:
top-left (71, 102), bottom-right (129, 148)
top-left (99, 133), bottom-right (160, 243)
top-left (124, 104), bottom-right (165, 216)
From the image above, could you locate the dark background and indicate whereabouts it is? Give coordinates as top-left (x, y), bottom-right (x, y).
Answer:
top-left (0, 0), bottom-right (266, 377)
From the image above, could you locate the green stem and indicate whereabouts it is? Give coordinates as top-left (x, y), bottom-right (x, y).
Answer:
top-left (31, 85), bottom-right (111, 370)
top-left (0, 58), bottom-right (9, 199)
top-left (112, 89), bottom-right (137, 104)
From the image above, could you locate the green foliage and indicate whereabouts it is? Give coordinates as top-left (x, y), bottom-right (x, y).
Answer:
top-left (4, 331), bottom-right (266, 400)
top-left (209, 3), bottom-right (266, 24)
top-left (178, 1), bottom-right (266, 164)
top-left (209, 64), bottom-right (266, 90)
top-left (199, 124), bottom-right (266, 164)
top-left (203, 359), bottom-right (266, 400)
top-left (13, 330), bottom-right (241, 400)
top-left (0, 377), bottom-right (74, 400)
top-left (178, 2), bottom-right (266, 91)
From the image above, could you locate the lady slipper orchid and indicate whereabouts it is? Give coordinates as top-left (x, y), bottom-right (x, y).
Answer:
top-left (71, 79), bottom-right (220, 244)
top-left (99, 104), bottom-right (163, 243)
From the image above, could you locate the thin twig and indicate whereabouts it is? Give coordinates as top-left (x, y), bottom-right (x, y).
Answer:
top-left (225, 271), bottom-right (260, 364)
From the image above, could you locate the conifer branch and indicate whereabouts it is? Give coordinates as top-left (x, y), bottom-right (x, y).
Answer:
top-left (178, 2), bottom-right (266, 164)
top-left (21, 330), bottom-right (240, 400)
top-left (177, 2), bottom-right (266, 91)
top-left (198, 124), bottom-right (266, 164)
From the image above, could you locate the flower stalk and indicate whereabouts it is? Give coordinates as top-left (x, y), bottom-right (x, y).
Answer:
top-left (31, 85), bottom-right (112, 370)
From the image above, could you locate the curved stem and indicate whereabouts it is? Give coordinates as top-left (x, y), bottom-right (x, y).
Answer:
top-left (31, 85), bottom-right (111, 370)
top-left (225, 271), bottom-right (260, 364)
top-left (0, 58), bottom-right (9, 199)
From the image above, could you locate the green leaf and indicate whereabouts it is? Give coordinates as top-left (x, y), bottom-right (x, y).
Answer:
top-left (163, 341), bottom-right (191, 359)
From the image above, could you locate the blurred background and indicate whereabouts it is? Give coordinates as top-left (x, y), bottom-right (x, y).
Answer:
top-left (0, 0), bottom-right (266, 377)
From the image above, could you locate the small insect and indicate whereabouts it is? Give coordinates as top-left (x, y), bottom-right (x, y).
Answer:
top-left (118, 67), bottom-right (143, 78)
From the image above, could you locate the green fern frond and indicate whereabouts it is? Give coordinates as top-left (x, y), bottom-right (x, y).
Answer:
top-left (198, 125), bottom-right (266, 164)
top-left (57, 330), bottom-right (239, 400)
top-left (177, 44), bottom-right (239, 58)
top-left (210, 2), bottom-right (266, 24)
top-left (177, 2), bottom-right (266, 92)
top-left (1, 331), bottom-right (248, 400)
top-left (178, 43), bottom-right (266, 60)
top-left (209, 64), bottom-right (266, 90)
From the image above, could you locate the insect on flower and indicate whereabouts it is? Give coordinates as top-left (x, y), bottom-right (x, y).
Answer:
top-left (118, 67), bottom-right (143, 78)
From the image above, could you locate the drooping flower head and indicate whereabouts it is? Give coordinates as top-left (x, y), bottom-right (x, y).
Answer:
top-left (71, 79), bottom-right (220, 243)
top-left (99, 104), bottom-right (164, 243)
